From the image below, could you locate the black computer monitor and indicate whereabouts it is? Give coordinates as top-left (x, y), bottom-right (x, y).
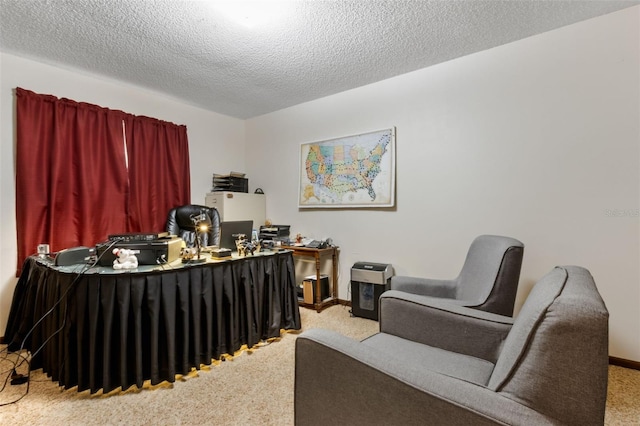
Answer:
top-left (219, 220), bottom-right (254, 251)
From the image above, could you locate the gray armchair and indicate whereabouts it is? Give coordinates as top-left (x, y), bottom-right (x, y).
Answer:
top-left (391, 234), bottom-right (524, 316)
top-left (295, 266), bottom-right (609, 425)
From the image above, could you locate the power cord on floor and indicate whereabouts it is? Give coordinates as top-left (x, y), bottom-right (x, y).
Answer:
top-left (0, 348), bottom-right (31, 407)
top-left (0, 241), bottom-right (117, 406)
top-left (10, 369), bottom-right (28, 385)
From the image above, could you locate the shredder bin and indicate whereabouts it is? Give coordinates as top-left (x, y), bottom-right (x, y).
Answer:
top-left (351, 262), bottom-right (393, 320)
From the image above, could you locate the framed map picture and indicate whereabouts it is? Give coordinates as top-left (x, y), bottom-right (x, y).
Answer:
top-left (298, 127), bottom-right (396, 208)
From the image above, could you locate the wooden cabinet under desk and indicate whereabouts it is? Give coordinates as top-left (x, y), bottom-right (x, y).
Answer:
top-left (282, 245), bottom-right (339, 312)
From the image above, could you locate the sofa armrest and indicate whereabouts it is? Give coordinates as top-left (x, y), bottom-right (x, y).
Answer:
top-left (295, 328), bottom-right (554, 426)
top-left (379, 290), bottom-right (513, 363)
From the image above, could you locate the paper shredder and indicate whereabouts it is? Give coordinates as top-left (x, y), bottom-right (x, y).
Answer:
top-left (351, 262), bottom-right (394, 320)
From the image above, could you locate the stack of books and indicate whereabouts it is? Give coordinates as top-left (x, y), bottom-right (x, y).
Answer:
top-left (212, 172), bottom-right (248, 193)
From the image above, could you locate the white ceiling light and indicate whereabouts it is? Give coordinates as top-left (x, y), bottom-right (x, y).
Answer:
top-left (208, 0), bottom-right (289, 28)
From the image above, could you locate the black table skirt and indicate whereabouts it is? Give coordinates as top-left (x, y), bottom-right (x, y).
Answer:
top-left (5, 252), bottom-right (301, 394)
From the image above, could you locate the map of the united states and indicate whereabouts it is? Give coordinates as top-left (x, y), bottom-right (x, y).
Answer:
top-left (299, 129), bottom-right (394, 207)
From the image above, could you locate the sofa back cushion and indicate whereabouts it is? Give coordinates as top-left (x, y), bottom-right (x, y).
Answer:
top-left (488, 266), bottom-right (609, 425)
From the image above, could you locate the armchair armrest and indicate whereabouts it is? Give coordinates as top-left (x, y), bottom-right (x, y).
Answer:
top-left (295, 328), bottom-right (553, 426)
top-left (390, 275), bottom-right (457, 298)
top-left (380, 290), bottom-right (513, 363)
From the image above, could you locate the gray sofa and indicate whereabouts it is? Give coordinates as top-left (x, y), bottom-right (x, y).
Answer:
top-left (295, 266), bottom-right (609, 425)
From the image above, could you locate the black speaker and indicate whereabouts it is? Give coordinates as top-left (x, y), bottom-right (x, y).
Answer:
top-left (54, 246), bottom-right (91, 266)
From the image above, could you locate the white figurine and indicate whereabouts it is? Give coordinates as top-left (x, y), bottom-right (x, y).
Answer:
top-left (112, 248), bottom-right (139, 269)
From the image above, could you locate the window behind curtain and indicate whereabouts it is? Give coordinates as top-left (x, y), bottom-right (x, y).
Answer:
top-left (14, 88), bottom-right (191, 275)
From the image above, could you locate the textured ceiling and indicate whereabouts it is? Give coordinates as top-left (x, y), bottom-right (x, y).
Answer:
top-left (1, 0), bottom-right (637, 119)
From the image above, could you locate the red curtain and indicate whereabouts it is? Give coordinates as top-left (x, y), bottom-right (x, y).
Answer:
top-left (125, 115), bottom-right (191, 233)
top-left (15, 88), bottom-right (191, 275)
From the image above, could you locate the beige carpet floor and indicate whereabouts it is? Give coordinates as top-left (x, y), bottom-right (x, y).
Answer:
top-left (1, 304), bottom-right (638, 425)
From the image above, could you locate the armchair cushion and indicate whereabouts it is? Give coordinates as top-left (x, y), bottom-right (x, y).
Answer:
top-left (488, 266), bottom-right (567, 391)
top-left (361, 333), bottom-right (495, 386)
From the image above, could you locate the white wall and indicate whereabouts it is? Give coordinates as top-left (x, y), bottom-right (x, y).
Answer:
top-left (0, 52), bottom-right (246, 333)
top-left (1, 7), bottom-right (638, 362)
top-left (246, 7), bottom-right (640, 361)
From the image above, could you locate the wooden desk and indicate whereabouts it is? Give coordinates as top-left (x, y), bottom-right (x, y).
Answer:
top-left (282, 245), bottom-right (338, 312)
